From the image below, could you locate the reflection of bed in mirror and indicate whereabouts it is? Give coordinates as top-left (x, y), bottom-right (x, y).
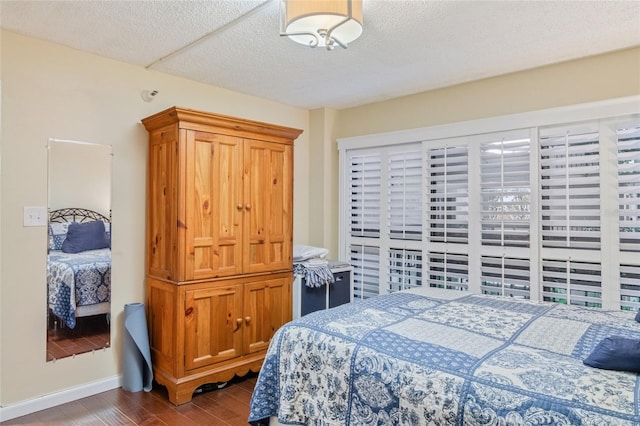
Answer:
top-left (47, 207), bottom-right (111, 329)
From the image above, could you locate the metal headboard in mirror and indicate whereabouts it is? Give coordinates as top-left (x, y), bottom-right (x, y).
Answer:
top-left (49, 207), bottom-right (111, 224)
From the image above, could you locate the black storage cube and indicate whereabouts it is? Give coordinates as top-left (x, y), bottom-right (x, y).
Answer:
top-left (301, 284), bottom-right (326, 316)
top-left (329, 271), bottom-right (350, 308)
top-left (299, 262), bottom-right (352, 316)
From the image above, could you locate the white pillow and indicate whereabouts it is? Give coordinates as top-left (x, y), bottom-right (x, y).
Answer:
top-left (293, 245), bottom-right (329, 262)
top-left (49, 222), bottom-right (71, 250)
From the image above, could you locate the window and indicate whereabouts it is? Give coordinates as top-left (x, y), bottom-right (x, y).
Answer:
top-left (388, 248), bottom-right (422, 292)
top-left (481, 256), bottom-right (530, 298)
top-left (480, 133), bottom-right (530, 247)
top-left (478, 131), bottom-right (533, 299)
top-left (346, 144), bottom-right (426, 300)
top-left (339, 99), bottom-right (639, 309)
top-left (427, 146), bottom-right (468, 244)
top-left (388, 150), bottom-right (422, 240)
top-left (620, 264), bottom-right (640, 311)
top-left (618, 124), bottom-right (640, 252)
top-left (349, 152), bottom-right (381, 238)
top-left (541, 259), bottom-right (601, 307)
top-left (540, 123), bottom-right (601, 250)
top-left (427, 252), bottom-right (468, 291)
top-left (350, 244), bottom-right (380, 300)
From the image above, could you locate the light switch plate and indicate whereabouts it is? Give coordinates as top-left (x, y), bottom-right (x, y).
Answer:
top-left (24, 206), bottom-right (47, 226)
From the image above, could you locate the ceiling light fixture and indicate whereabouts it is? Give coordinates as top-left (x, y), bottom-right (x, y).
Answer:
top-left (280, 0), bottom-right (363, 50)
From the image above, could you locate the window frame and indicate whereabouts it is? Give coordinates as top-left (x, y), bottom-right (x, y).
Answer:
top-left (338, 96), bottom-right (640, 309)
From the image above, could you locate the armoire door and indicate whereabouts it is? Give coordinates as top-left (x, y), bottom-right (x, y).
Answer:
top-left (147, 127), bottom-right (179, 281)
top-left (184, 284), bottom-right (243, 371)
top-left (243, 140), bottom-right (293, 274)
top-left (243, 276), bottom-right (292, 354)
top-left (183, 130), bottom-right (244, 281)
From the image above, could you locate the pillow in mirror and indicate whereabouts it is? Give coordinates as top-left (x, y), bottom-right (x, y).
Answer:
top-left (61, 220), bottom-right (110, 254)
top-left (49, 222), bottom-right (71, 251)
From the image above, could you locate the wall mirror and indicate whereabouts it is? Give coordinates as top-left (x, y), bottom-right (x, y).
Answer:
top-left (46, 138), bottom-right (112, 362)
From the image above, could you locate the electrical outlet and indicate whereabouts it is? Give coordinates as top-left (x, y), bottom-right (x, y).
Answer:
top-left (24, 206), bottom-right (47, 227)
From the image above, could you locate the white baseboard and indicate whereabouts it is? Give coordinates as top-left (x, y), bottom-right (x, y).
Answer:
top-left (0, 375), bottom-right (121, 422)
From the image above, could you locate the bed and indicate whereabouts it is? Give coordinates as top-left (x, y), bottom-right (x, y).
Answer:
top-left (47, 207), bottom-right (111, 329)
top-left (249, 286), bottom-right (640, 425)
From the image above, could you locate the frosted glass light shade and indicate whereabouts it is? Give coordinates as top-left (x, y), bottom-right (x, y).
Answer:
top-left (283, 0), bottom-right (363, 48)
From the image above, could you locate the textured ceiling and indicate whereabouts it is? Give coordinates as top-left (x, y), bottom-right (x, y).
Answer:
top-left (1, 0), bottom-right (639, 110)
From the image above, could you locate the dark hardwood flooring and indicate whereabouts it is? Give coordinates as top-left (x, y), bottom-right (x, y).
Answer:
top-left (47, 314), bottom-right (110, 362)
top-left (2, 373), bottom-right (258, 426)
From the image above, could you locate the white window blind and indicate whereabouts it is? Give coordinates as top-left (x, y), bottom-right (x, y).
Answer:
top-left (349, 153), bottom-right (381, 238)
top-left (388, 150), bottom-right (422, 240)
top-left (340, 104), bottom-right (639, 310)
top-left (541, 259), bottom-right (602, 307)
top-left (428, 252), bottom-right (468, 291)
top-left (481, 256), bottom-right (530, 298)
top-left (350, 244), bottom-right (380, 300)
top-left (618, 124), bottom-right (640, 252)
top-left (388, 248), bottom-right (422, 292)
top-left (620, 264), bottom-right (640, 311)
top-left (480, 136), bottom-right (531, 247)
top-left (427, 146), bottom-right (469, 244)
top-left (540, 124), bottom-right (601, 250)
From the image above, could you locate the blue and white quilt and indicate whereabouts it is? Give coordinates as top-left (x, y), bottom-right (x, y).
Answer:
top-left (249, 287), bottom-right (640, 425)
top-left (47, 248), bottom-right (111, 329)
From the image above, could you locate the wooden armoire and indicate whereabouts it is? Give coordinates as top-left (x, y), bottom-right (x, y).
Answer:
top-left (141, 107), bottom-right (302, 405)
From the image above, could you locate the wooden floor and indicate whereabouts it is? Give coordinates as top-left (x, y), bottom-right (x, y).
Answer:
top-left (2, 374), bottom-right (258, 426)
top-left (47, 314), bottom-right (110, 362)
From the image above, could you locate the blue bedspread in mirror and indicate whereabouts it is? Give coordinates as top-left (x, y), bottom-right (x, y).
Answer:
top-left (47, 248), bottom-right (111, 329)
top-left (249, 287), bottom-right (640, 425)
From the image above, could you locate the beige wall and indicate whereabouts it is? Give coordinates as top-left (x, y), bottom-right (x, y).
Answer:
top-left (1, 28), bottom-right (638, 413)
top-left (335, 47), bottom-right (640, 138)
top-left (48, 141), bottom-right (112, 215)
top-left (308, 108), bottom-right (339, 256)
top-left (0, 30), bottom-right (309, 407)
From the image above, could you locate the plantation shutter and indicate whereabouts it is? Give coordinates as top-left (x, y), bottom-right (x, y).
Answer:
top-left (481, 256), bottom-right (530, 298)
top-left (427, 146), bottom-right (469, 244)
top-left (617, 124), bottom-right (640, 252)
top-left (340, 107), bottom-right (639, 310)
top-left (349, 153), bottom-right (381, 238)
top-left (620, 264), bottom-right (640, 311)
top-left (388, 148), bottom-right (422, 240)
top-left (540, 124), bottom-right (601, 250)
top-left (388, 248), bottom-right (422, 292)
top-left (427, 252), bottom-right (468, 291)
top-left (350, 244), bottom-right (380, 300)
top-left (541, 259), bottom-right (602, 307)
top-left (480, 135), bottom-right (531, 247)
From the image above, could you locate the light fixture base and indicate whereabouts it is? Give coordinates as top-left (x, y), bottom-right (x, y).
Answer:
top-left (280, 0), bottom-right (363, 50)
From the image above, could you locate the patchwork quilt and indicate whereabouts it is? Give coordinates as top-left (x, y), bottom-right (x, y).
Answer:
top-left (249, 288), bottom-right (640, 425)
top-left (47, 248), bottom-right (111, 329)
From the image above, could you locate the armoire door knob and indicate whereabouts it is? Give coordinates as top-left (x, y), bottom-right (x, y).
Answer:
top-left (233, 318), bottom-right (242, 331)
